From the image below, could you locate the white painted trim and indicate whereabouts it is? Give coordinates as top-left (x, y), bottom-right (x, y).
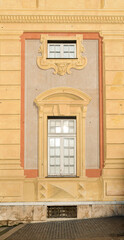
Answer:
top-left (0, 201), bottom-right (124, 206)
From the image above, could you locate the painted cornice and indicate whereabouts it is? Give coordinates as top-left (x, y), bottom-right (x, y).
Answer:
top-left (0, 15), bottom-right (124, 23)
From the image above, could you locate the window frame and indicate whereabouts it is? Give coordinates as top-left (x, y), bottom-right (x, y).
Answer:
top-left (47, 42), bottom-right (76, 59)
top-left (48, 118), bottom-right (77, 177)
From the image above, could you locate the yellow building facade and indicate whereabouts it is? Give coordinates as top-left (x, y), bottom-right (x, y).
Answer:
top-left (0, 0), bottom-right (124, 224)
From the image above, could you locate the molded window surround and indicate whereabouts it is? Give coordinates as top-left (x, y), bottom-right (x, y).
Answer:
top-left (37, 34), bottom-right (87, 76)
top-left (34, 87), bottom-right (91, 178)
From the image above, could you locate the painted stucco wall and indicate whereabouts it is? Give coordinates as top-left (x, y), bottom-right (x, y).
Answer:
top-left (0, 0), bottom-right (124, 204)
top-left (25, 39), bottom-right (99, 170)
top-left (1, 0), bottom-right (124, 9)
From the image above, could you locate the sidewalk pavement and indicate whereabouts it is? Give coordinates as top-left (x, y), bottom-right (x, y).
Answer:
top-left (0, 216), bottom-right (124, 240)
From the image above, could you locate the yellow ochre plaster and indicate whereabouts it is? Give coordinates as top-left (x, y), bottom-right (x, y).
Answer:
top-left (0, 0), bottom-right (124, 204)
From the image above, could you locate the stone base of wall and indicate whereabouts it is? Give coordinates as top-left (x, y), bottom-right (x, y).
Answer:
top-left (77, 204), bottom-right (124, 219)
top-left (0, 204), bottom-right (124, 226)
top-left (0, 206), bottom-right (47, 226)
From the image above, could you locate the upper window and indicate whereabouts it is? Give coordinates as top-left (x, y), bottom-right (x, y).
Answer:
top-left (37, 35), bottom-right (87, 75)
top-left (48, 41), bottom-right (76, 59)
top-left (48, 117), bottom-right (76, 176)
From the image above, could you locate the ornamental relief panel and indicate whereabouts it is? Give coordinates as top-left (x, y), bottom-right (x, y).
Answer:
top-left (37, 34), bottom-right (87, 76)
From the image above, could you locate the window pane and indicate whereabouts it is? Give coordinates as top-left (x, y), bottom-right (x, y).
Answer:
top-left (70, 166), bottom-right (74, 174)
top-left (64, 139), bottom-right (69, 147)
top-left (55, 138), bottom-right (60, 147)
top-left (50, 138), bottom-right (54, 147)
top-left (64, 148), bottom-right (69, 156)
top-left (63, 120), bottom-right (76, 134)
top-left (55, 121), bottom-right (61, 132)
top-left (70, 157), bottom-right (74, 165)
top-left (50, 157), bottom-right (54, 165)
top-left (69, 52), bottom-right (75, 58)
top-left (50, 167), bottom-right (55, 175)
top-left (56, 148), bottom-right (60, 156)
top-left (55, 45), bottom-right (60, 52)
top-left (64, 167), bottom-right (69, 174)
top-left (70, 139), bottom-right (74, 147)
top-left (69, 127), bottom-right (74, 133)
top-left (50, 127), bottom-right (55, 133)
top-left (64, 157), bottom-right (69, 165)
top-left (50, 148), bottom-right (54, 156)
top-left (56, 121), bottom-right (61, 126)
top-left (50, 121), bottom-right (55, 126)
top-left (56, 127), bottom-right (61, 133)
top-left (63, 120), bottom-right (69, 133)
top-left (56, 158), bottom-right (60, 165)
top-left (63, 120), bottom-right (68, 126)
top-left (70, 148), bottom-right (74, 156)
top-left (63, 52), bottom-right (69, 58)
top-left (49, 53), bottom-right (55, 58)
top-left (49, 45), bottom-right (54, 51)
top-left (63, 126), bottom-right (69, 133)
top-left (69, 121), bottom-right (74, 127)
top-left (56, 52), bottom-right (61, 58)
top-left (69, 45), bottom-right (75, 52)
top-left (56, 166), bottom-right (60, 174)
top-left (63, 45), bottom-right (69, 52)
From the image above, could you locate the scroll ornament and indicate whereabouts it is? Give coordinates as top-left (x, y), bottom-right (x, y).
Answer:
top-left (37, 34), bottom-right (87, 76)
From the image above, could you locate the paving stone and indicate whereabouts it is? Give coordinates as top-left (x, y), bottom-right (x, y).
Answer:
top-left (0, 226), bottom-right (15, 237)
top-left (5, 216), bottom-right (124, 240)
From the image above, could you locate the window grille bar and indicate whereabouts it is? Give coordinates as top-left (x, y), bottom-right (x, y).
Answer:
top-left (47, 206), bottom-right (77, 218)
